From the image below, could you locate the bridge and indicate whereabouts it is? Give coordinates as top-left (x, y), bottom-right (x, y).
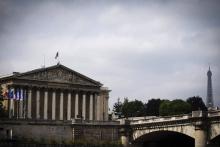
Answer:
top-left (0, 110), bottom-right (219, 147)
top-left (119, 110), bottom-right (220, 147)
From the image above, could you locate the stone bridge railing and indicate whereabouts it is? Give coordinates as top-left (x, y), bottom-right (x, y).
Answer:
top-left (208, 110), bottom-right (220, 117)
top-left (119, 110), bottom-right (220, 147)
top-left (129, 114), bottom-right (191, 125)
top-left (122, 110), bottom-right (220, 126)
top-left (71, 119), bottom-right (120, 125)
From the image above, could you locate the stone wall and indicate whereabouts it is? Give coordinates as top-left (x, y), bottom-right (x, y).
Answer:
top-left (0, 120), bottom-right (72, 143)
top-left (73, 125), bottom-right (119, 142)
top-left (0, 119), bottom-right (120, 144)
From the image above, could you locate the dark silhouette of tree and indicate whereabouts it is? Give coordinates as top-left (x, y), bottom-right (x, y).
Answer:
top-left (159, 99), bottom-right (191, 116)
top-left (159, 100), bottom-right (170, 116)
top-left (113, 98), bottom-right (123, 116)
top-left (121, 98), bottom-right (145, 118)
top-left (112, 96), bottom-right (206, 118)
top-left (144, 98), bottom-right (163, 116)
top-left (186, 96), bottom-right (207, 111)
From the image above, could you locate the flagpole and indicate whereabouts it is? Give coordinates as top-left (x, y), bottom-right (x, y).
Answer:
top-left (58, 51), bottom-right (60, 64)
top-left (44, 55), bottom-right (45, 68)
top-left (55, 51), bottom-right (60, 65)
top-left (58, 54), bottom-right (60, 64)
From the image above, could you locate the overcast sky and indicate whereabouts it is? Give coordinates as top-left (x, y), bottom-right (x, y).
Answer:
top-left (0, 0), bottom-right (220, 109)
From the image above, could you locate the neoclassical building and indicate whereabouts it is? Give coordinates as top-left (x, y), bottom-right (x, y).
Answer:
top-left (0, 64), bottom-right (110, 121)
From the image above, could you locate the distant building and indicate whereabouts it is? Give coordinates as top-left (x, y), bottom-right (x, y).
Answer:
top-left (0, 64), bottom-right (110, 121)
top-left (206, 66), bottom-right (214, 109)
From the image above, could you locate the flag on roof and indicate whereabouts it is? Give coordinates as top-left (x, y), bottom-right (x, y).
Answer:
top-left (55, 52), bottom-right (59, 59)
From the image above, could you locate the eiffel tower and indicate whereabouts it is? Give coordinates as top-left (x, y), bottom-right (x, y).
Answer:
top-left (206, 66), bottom-right (214, 108)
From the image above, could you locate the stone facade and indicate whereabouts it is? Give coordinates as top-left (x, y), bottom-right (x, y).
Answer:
top-left (0, 64), bottom-right (110, 121)
top-left (120, 110), bottom-right (220, 147)
top-left (0, 64), bottom-right (120, 145)
top-left (0, 120), bottom-right (120, 144)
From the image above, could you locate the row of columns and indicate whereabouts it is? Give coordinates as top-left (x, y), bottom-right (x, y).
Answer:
top-left (8, 87), bottom-right (105, 121)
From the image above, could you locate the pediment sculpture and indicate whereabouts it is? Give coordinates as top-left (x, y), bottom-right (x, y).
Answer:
top-left (18, 67), bottom-right (97, 86)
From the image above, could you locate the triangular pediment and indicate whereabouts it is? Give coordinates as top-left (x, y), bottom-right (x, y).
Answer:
top-left (16, 64), bottom-right (101, 86)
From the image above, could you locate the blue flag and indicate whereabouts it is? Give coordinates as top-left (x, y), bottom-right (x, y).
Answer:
top-left (8, 88), bottom-right (15, 99)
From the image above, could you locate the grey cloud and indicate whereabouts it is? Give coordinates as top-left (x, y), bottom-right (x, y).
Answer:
top-left (0, 0), bottom-right (220, 108)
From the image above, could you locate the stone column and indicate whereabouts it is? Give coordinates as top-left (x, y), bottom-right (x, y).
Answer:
top-left (9, 98), bottom-right (14, 118)
top-left (94, 94), bottom-right (97, 120)
top-left (105, 97), bottom-right (109, 121)
top-left (82, 93), bottom-right (86, 120)
top-left (60, 91), bottom-right (64, 120)
top-left (120, 121), bottom-right (129, 147)
top-left (193, 111), bottom-right (208, 147)
top-left (75, 93), bottom-right (79, 118)
top-left (19, 99), bottom-right (23, 118)
top-left (100, 95), bottom-right (104, 120)
top-left (52, 91), bottom-right (56, 120)
top-left (195, 126), bottom-right (207, 147)
top-left (18, 88), bottom-right (23, 118)
top-left (89, 94), bottom-right (93, 120)
top-left (12, 99), bottom-right (15, 117)
top-left (22, 89), bottom-right (27, 119)
top-left (67, 92), bottom-right (71, 120)
top-left (36, 90), bottom-right (40, 119)
top-left (27, 89), bottom-right (32, 119)
top-left (44, 90), bottom-right (48, 120)
top-left (96, 95), bottom-right (101, 121)
top-left (121, 136), bottom-right (129, 147)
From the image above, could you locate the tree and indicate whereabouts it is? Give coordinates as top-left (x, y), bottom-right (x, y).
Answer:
top-left (186, 96), bottom-right (207, 111)
top-left (121, 99), bottom-right (145, 118)
top-left (113, 98), bottom-right (123, 116)
top-left (159, 100), bottom-right (171, 116)
top-left (159, 99), bottom-right (191, 116)
top-left (113, 98), bottom-right (145, 118)
top-left (171, 99), bottom-right (191, 115)
top-left (144, 99), bottom-right (163, 116)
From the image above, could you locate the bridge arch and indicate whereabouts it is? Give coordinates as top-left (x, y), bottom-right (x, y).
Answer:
top-left (209, 135), bottom-right (220, 146)
top-left (209, 123), bottom-right (220, 146)
top-left (210, 123), bottom-right (220, 140)
top-left (132, 124), bottom-right (195, 141)
top-left (133, 130), bottom-right (194, 147)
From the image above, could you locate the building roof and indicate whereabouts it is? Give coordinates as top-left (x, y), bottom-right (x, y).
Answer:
top-left (0, 64), bottom-right (102, 87)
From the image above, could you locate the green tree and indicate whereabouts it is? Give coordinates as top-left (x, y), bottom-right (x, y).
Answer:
top-left (145, 99), bottom-right (163, 116)
top-left (113, 98), bottom-right (123, 116)
top-left (172, 99), bottom-right (191, 115)
top-left (159, 100), bottom-right (171, 116)
top-left (186, 96), bottom-right (207, 111)
top-left (122, 99), bottom-right (145, 118)
top-left (159, 99), bottom-right (191, 116)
